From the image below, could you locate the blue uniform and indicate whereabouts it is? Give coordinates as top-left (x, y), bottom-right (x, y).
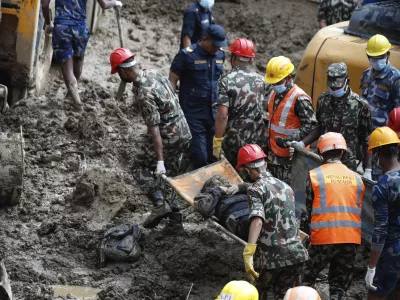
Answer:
top-left (361, 63), bottom-right (400, 180)
top-left (170, 43), bottom-right (225, 169)
top-left (52, 0), bottom-right (89, 62)
top-left (180, 2), bottom-right (212, 49)
top-left (370, 169), bottom-right (400, 296)
top-left (362, 0), bottom-right (389, 4)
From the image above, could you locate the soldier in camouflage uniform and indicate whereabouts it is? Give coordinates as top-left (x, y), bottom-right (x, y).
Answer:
top-left (110, 48), bottom-right (192, 230)
top-left (302, 132), bottom-right (364, 300)
top-left (318, 0), bottom-right (358, 28)
top-left (365, 127), bottom-right (400, 297)
top-left (294, 62), bottom-right (373, 174)
top-left (361, 34), bottom-right (400, 180)
top-left (237, 144), bottom-right (309, 300)
top-left (265, 56), bottom-right (317, 185)
top-left (213, 38), bottom-right (269, 169)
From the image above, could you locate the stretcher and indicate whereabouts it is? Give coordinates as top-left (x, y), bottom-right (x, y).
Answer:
top-left (161, 155), bottom-right (308, 246)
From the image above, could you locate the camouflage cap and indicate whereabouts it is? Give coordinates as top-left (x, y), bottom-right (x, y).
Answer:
top-left (326, 62), bottom-right (348, 87)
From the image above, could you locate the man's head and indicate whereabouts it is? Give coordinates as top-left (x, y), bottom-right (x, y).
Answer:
top-left (366, 34), bottom-right (391, 72)
top-left (326, 62), bottom-right (349, 98)
top-left (265, 56), bottom-right (294, 94)
top-left (229, 38), bottom-right (255, 68)
top-left (198, 0), bottom-right (214, 10)
top-left (236, 144), bottom-right (267, 181)
top-left (368, 126), bottom-right (400, 169)
top-left (284, 286), bottom-right (321, 300)
top-left (216, 280), bottom-right (258, 300)
top-left (110, 48), bottom-right (139, 82)
top-left (201, 24), bottom-right (227, 55)
top-left (317, 132), bottom-right (347, 162)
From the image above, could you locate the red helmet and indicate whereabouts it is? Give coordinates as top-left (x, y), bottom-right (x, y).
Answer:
top-left (229, 38), bottom-right (255, 58)
top-left (236, 144), bottom-right (267, 169)
top-left (110, 48), bottom-right (136, 74)
top-left (388, 107), bottom-right (400, 137)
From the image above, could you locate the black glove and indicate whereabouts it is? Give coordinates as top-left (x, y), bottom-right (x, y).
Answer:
top-left (275, 136), bottom-right (293, 148)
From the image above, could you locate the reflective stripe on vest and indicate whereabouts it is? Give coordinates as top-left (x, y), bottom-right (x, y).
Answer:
top-left (309, 163), bottom-right (364, 245)
top-left (267, 85), bottom-right (310, 157)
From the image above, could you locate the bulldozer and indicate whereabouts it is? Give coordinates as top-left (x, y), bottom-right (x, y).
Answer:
top-left (295, 1), bottom-right (400, 109)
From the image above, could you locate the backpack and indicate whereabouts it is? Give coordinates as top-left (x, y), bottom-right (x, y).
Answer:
top-left (98, 224), bottom-right (144, 268)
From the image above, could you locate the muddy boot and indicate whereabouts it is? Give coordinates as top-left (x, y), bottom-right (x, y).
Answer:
top-left (143, 202), bottom-right (172, 228)
top-left (163, 212), bottom-right (184, 234)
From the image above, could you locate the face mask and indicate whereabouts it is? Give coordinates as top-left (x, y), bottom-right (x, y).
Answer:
top-left (273, 83), bottom-right (287, 94)
top-left (370, 58), bottom-right (387, 72)
top-left (329, 82), bottom-right (347, 98)
top-left (199, 0), bottom-right (214, 9)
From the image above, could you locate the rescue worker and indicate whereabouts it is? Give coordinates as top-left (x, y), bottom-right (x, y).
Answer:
top-left (169, 24), bottom-right (227, 169)
top-left (318, 0), bottom-right (358, 28)
top-left (41, 0), bottom-right (122, 111)
top-left (361, 34), bottom-right (400, 180)
top-left (110, 48), bottom-right (192, 231)
top-left (265, 56), bottom-right (317, 185)
top-left (365, 127), bottom-right (400, 299)
top-left (238, 144), bottom-right (308, 300)
top-left (180, 0), bottom-right (214, 49)
top-left (213, 38), bottom-right (269, 168)
top-left (302, 132), bottom-right (364, 300)
top-left (294, 62), bottom-right (372, 177)
top-left (284, 286), bottom-right (321, 300)
top-left (388, 107), bottom-right (400, 137)
top-left (216, 280), bottom-right (259, 300)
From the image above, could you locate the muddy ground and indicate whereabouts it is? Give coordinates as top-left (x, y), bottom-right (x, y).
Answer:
top-left (0, 0), bottom-right (369, 299)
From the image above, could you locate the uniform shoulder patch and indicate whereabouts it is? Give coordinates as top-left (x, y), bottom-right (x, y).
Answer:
top-left (185, 47), bottom-right (194, 53)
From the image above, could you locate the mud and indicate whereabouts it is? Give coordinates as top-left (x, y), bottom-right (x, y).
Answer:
top-left (0, 0), bottom-right (369, 299)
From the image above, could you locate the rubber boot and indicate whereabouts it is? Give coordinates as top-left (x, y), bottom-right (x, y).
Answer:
top-left (143, 191), bottom-right (172, 228)
top-left (164, 212), bottom-right (184, 234)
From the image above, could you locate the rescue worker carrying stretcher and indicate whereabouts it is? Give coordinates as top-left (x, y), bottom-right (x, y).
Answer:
top-left (302, 132), bottom-right (364, 300)
top-left (265, 56), bottom-right (317, 185)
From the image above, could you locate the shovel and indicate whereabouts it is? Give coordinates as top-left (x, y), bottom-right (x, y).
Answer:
top-left (114, 7), bottom-right (127, 101)
top-left (0, 260), bottom-right (13, 300)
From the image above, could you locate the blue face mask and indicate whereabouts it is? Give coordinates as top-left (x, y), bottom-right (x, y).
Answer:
top-left (199, 0), bottom-right (214, 9)
top-left (370, 58), bottom-right (387, 72)
top-left (273, 83), bottom-right (287, 94)
top-left (329, 83), bottom-right (347, 98)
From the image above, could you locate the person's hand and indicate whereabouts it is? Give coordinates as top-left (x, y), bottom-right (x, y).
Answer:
top-left (291, 141), bottom-right (305, 151)
top-left (363, 168), bottom-right (372, 180)
top-left (115, 0), bottom-right (123, 7)
top-left (275, 136), bottom-right (293, 148)
top-left (243, 243), bottom-right (259, 281)
top-left (155, 161), bottom-right (166, 175)
top-left (365, 267), bottom-right (377, 290)
top-left (213, 137), bottom-right (223, 159)
top-left (219, 185), bottom-right (239, 196)
top-left (45, 22), bottom-right (54, 36)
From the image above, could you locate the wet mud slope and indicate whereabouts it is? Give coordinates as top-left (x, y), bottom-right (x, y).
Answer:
top-left (0, 0), bottom-right (368, 299)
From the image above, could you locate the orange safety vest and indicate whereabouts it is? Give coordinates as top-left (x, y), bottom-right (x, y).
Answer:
top-left (267, 85), bottom-right (311, 157)
top-left (309, 163), bottom-right (364, 245)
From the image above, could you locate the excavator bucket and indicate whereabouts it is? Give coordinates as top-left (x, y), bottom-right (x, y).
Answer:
top-left (0, 129), bottom-right (24, 207)
top-left (0, 260), bottom-right (12, 300)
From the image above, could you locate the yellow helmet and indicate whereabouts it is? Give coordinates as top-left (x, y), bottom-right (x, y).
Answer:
top-left (368, 126), bottom-right (400, 153)
top-left (265, 56), bottom-right (294, 84)
top-left (366, 34), bottom-right (391, 57)
top-left (284, 286), bottom-right (321, 300)
top-left (216, 281), bottom-right (259, 300)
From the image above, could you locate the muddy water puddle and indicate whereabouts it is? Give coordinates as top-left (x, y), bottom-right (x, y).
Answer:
top-left (52, 285), bottom-right (102, 299)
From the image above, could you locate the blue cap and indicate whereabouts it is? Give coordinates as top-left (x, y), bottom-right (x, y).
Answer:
top-left (206, 24), bottom-right (228, 47)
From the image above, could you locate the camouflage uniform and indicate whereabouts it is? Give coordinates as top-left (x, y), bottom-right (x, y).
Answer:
top-left (267, 83), bottom-right (317, 185)
top-left (369, 169), bottom-right (400, 296)
top-left (132, 70), bottom-right (192, 211)
top-left (217, 66), bottom-right (269, 167)
top-left (302, 158), bottom-right (358, 299)
top-left (361, 63), bottom-right (400, 180)
top-left (318, 0), bottom-right (359, 26)
top-left (316, 63), bottom-right (372, 171)
top-left (248, 171), bottom-right (309, 300)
